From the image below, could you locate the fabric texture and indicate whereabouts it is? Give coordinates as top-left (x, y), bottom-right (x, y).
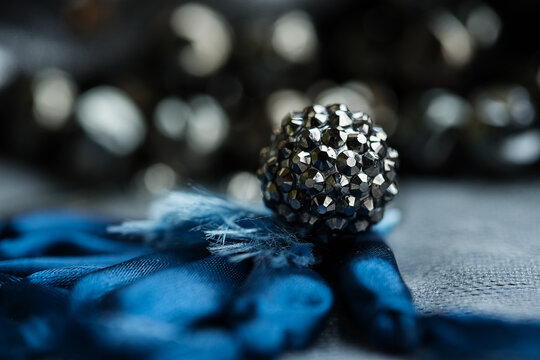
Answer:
top-left (0, 191), bottom-right (539, 359)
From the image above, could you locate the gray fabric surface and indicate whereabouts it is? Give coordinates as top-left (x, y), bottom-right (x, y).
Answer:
top-left (389, 178), bottom-right (540, 320)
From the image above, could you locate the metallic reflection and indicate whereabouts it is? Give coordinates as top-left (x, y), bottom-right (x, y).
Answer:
top-left (266, 89), bottom-right (309, 128)
top-left (186, 95), bottom-right (229, 154)
top-left (154, 97), bottom-right (190, 139)
top-left (76, 86), bottom-right (146, 156)
top-left (429, 11), bottom-right (473, 67)
top-left (32, 69), bottom-right (77, 130)
top-left (226, 171), bottom-right (262, 203)
top-left (144, 163), bottom-right (177, 195)
top-left (170, 3), bottom-right (232, 76)
top-left (272, 11), bottom-right (318, 63)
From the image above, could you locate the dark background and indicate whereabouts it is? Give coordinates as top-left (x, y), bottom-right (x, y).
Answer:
top-left (1, 0), bottom-right (539, 208)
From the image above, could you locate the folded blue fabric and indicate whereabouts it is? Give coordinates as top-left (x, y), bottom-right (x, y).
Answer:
top-left (0, 204), bottom-right (539, 359)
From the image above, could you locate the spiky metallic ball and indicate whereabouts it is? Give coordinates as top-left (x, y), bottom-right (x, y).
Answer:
top-left (257, 104), bottom-right (399, 234)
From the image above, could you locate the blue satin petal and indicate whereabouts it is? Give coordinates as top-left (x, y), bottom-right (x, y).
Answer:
top-left (0, 230), bottom-right (143, 258)
top-left (112, 256), bottom-right (248, 323)
top-left (339, 238), bottom-right (420, 352)
top-left (0, 253), bottom-right (147, 276)
top-left (151, 330), bottom-right (241, 360)
top-left (27, 266), bottom-right (105, 288)
top-left (234, 265), bottom-right (333, 357)
top-left (422, 315), bottom-right (540, 359)
top-left (1, 208), bottom-right (539, 360)
top-left (70, 251), bottom-right (204, 312)
top-left (12, 211), bottom-right (114, 234)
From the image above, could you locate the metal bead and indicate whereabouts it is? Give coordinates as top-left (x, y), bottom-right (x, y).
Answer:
top-left (287, 189), bottom-right (307, 210)
top-left (361, 151), bottom-right (381, 177)
top-left (371, 174), bottom-right (389, 199)
top-left (329, 110), bottom-right (353, 128)
top-left (291, 151), bottom-right (311, 174)
top-left (281, 112), bottom-right (304, 136)
top-left (337, 150), bottom-right (361, 176)
top-left (350, 219), bottom-right (369, 233)
top-left (264, 181), bottom-right (280, 202)
top-left (277, 138), bottom-right (295, 159)
top-left (311, 195), bottom-right (336, 215)
top-left (303, 104), bottom-right (328, 128)
top-left (352, 112), bottom-right (373, 133)
top-left (263, 156), bottom-right (278, 181)
top-left (322, 127), bottom-right (347, 148)
top-left (347, 132), bottom-right (368, 152)
top-left (311, 145), bottom-right (337, 171)
top-left (337, 195), bottom-right (358, 216)
top-left (325, 217), bottom-right (348, 231)
top-left (350, 172), bottom-right (370, 198)
top-left (275, 168), bottom-right (294, 193)
top-left (299, 168), bottom-right (325, 192)
top-left (258, 104), bottom-right (399, 235)
top-left (297, 128), bottom-right (321, 150)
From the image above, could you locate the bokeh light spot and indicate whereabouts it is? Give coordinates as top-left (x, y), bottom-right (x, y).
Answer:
top-left (272, 11), bottom-right (318, 63)
top-left (32, 69), bottom-right (77, 130)
top-left (170, 3), bottom-right (232, 76)
top-left (226, 171), bottom-right (262, 203)
top-left (154, 97), bottom-right (191, 140)
top-left (186, 95), bottom-right (229, 154)
top-left (76, 86), bottom-right (146, 156)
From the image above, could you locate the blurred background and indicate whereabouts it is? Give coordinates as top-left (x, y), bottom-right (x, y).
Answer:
top-left (1, 0), bottom-right (540, 217)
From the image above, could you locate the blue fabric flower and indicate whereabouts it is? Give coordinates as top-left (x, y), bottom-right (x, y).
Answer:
top-left (0, 193), bottom-right (539, 359)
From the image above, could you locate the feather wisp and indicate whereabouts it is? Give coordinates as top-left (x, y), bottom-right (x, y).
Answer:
top-left (109, 190), bottom-right (400, 268)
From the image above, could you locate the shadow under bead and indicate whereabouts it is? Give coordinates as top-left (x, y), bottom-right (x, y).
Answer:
top-left (258, 104), bottom-right (399, 236)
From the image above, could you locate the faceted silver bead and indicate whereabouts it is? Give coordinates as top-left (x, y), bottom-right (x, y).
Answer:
top-left (311, 195), bottom-right (336, 215)
top-left (282, 112), bottom-right (304, 136)
top-left (337, 150), bottom-right (361, 176)
top-left (303, 104), bottom-right (328, 128)
top-left (277, 138), bottom-right (295, 159)
top-left (337, 195), bottom-right (358, 216)
top-left (322, 128), bottom-right (347, 148)
top-left (329, 110), bottom-right (353, 128)
top-left (287, 189), bottom-right (307, 210)
top-left (350, 172), bottom-right (370, 198)
top-left (347, 132), bottom-right (368, 152)
top-left (371, 174), bottom-right (389, 199)
top-left (311, 145), bottom-right (336, 171)
top-left (275, 168), bottom-right (294, 193)
top-left (299, 168), bottom-right (325, 192)
top-left (361, 151), bottom-right (381, 177)
top-left (291, 151), bottom-right (311, 174)
top-left (325, 217), bottom-right (348, 231)
top-left (352, 112), bottom-right (372, 134)
top-left (298, 128), bottom-right (322, 150)
top-left (263, 156), bottom-right (278, 181)
top-left (259, 104), bottom-right (399, 235)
